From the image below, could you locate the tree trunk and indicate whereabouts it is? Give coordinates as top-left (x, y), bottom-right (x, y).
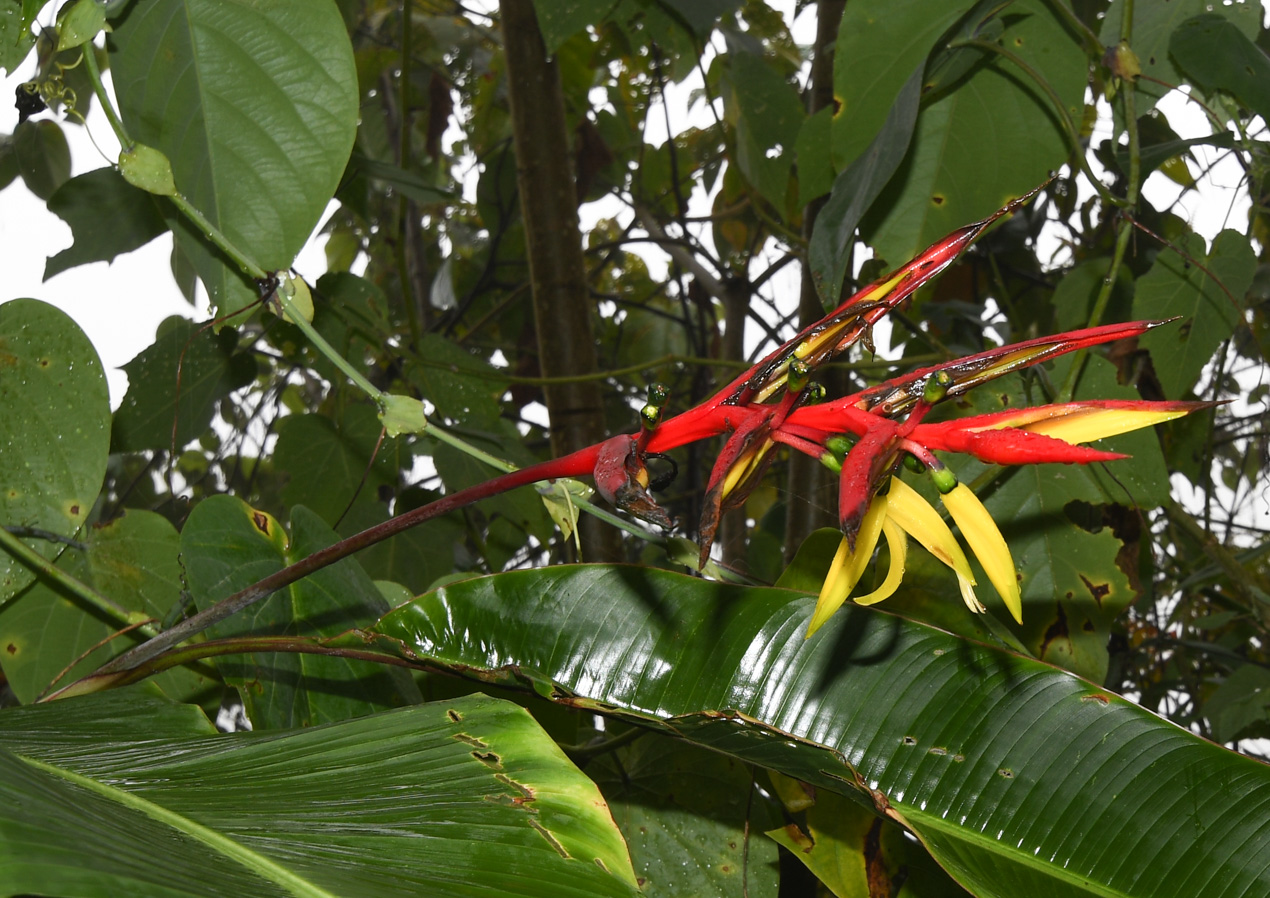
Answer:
top-left (499, 0), bottom-right (622, 561)
top-left (784, 0), bottom-right (847, 563)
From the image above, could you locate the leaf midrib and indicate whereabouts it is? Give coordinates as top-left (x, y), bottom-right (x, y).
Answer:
top-left (14, 751), bottom-right (337, 898)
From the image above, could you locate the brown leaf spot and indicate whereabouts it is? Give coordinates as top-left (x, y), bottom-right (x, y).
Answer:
top-left (931, 193), bottom-right (946, 205)
top-left (251, 512), bottom-right (270, 534)
top-left (832, 95), bottom-right (843, 116)
top-left (446, 709), bottom-right (462, 723)
top-left (69, 504), bottom-right (80, 516)
top-left (5, 643), bottom-right (16, 655)
top-left (1040, 602), bottom-right (1070, 657)
top-left (1081, 693), bottom-right (1110, 705)
top-left (902, 735), bottom-right (917, 746)
top-left (1079, 574), bottom-right (1111, 605)
top-left (472, 750), bottom-right (502, 769)
top-left (1082, 619), bottom-right (1096, 632)
top-left (928, 746), bottom-right (948, 756)
top-left (496, 772), bottom-right (534, 803)
top-left (998, 768), bottom-right (1014, 778)
top-left (452, 732), bottom-right (488, 749)
top-left (864, 818), bottom-right (892, 898)
top-left (529, 819), bottom-right (571, 858)
top-left (39, 358), bottom-right (50, 368)
top-left (782, 822), bottom-right (815, 852)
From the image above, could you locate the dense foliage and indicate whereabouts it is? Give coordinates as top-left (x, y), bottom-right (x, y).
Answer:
top-left (1, 0), bottom-right (1269, 895)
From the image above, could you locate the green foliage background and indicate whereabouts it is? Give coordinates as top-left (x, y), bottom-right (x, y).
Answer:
top-left (1, 0), bottom-right (1269, 895)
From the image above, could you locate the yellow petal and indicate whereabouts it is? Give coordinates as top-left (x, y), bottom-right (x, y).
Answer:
top-left (854, 518), bottom-right (907, 606)
top-left (807, 497), bottom-right (887, 637)
top-left (885, 477), bottom-right (977, 587)
top-left (941, 483), bottom-right (1022, 623)
top-left (1023, 406), bottom-right (1189, 445)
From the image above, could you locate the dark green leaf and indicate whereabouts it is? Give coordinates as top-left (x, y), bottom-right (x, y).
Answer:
top-left (1207, 664), bottom-right (1270, 743)
top-left (809, 64), bottom-right (922, 305)
top-left (726, 46), bottom-right (804, 210)
top-left (109, 0), bottom-right (358, 319)
top-left (659, 0), bottom-right (742, 40)
top-left (1171, 13), bottom-right (1270, 123)
top-left (588, 732), bottom-right (780, 896)
top-left (180, 496), bottom-right (420, 728)
top-left (1111, 130), bottom-right (1236, 189)
top-left (1052, 258), bottom-right (1135, 334)
top-left (347, 153), bottom-right (455, 205)
top-left (44, 167), bottom-right (167, 280)
top-left (13, 119), bottom-right (70, 200)
top-left (408, 334), bottom-right (507, 425)
top-left (1132, 230), bottom-right (1257, 398)
top-left (794, 105), bottom-right (833, 206)
top-left (0, 299), bottom-right (109, 604)
top-left (111, 316), bottom-right (246, 453)
top-left (374, 565), bottom-right (1270, 896)
top-left (0, 689), bottom-right (641, 897)
top-left (1099, 0), bottom-right (1261, 106)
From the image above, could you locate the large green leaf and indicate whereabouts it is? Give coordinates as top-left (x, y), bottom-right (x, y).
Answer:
top-left (0, 510), bottom-right (212, 705)
top-left (108, 0), bottom-right (358, 319)
top-left (1131, 230), bottom-right (1256, 398)
top-left (725, 48), bottom-right (804, 211)
top-left (1171, 14), bottom-right (1270, 122)
top-left (0, 0), bottom-right (40, 74)
top-left (850, 0), bottom-right (1087, 266)
top-left (0, 689), bottom-right (640, 897)
top-left (0, 299), bottom-right (109, 604)
top-left (180, 496), bottom-right (419, 728)
top-left (44, 167), bottom-right (168, 280)
top-left (1099, 0), bottom-right (1261, 106)
top-left (374, 565), bottom-right (1270, 897)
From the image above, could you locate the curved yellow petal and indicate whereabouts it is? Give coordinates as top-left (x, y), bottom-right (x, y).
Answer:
top-left (1024, 406), bottom-right (1188, 445)
top-left (854, 518), bottom-right (907, 606)
top-left (807, 496), bottom-right (887, 637)
top-left (941, 483), bottom-right (1022, 623)
top-left (885, 477), bottom-right (977, 585)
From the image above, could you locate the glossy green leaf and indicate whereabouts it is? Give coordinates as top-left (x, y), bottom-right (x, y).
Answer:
top-left (1131, 230), bottom-right (1256, 398)
top-left (109, 0), bottom-right (358, 319)
top-left (1099, 0), bottom-right (1261, 106)
top-left (766, 772), bottom-right (972, 898)
top-left (374, 564), bottom-right (1270, 896)
top-left (111, 316), bottom-right (249, 453)
top-left (180, 495), bottom-right (419, 728)
top-left (13, 119), bottom-right (70, 200)
top-left (44, 167), bottom-right (167, 280)
top-left (0, 299), bottom-right (109, 604)
top-left (0, 510), bottom-right (212, 705)
top-left (0, 689), bottom-right (641, 897)
top-left (1171, 13), bottom-right (1270, 125)
top-left (587, 731), bottom-right (780, 896)
top-left (1206, 664), bottom-right (1270, 743)
top-left (857, 0), bottom-right (1087, 266)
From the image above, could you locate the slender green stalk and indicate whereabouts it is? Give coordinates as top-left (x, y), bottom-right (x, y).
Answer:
top-left (80, 46), bottom-right (129, 147)
top-left (0, 528), bottom-right (157, 637)
top-left (168, 193), bottom-right (269, 281)
top-left (1059, 4), bottom-right (1141, 401)
top-left (273, 289), bottom-right (384, 402)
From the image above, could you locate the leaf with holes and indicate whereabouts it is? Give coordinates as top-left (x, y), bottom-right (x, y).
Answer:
top-left (0, 689), bottom-right (640, 897)
top-left (372, 565), bottom-right (1270, 897)
top-left (44, 168), bottom-right (168, 281)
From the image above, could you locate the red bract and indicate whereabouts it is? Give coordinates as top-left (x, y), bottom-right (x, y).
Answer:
top-left (423, 191), bottom-right (1207, 629)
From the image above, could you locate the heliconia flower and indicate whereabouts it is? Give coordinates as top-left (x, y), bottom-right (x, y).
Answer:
top-left (936, 477), bottom-right (1023, 624)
